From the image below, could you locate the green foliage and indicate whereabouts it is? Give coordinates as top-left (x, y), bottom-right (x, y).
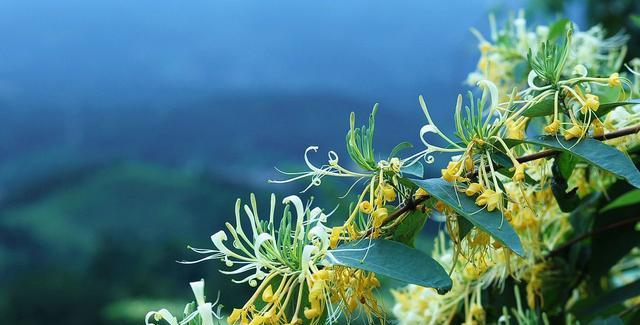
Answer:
top-left (411, 178), bottom-right (524, 256)
top-left (328, 239), bottom-right (452, 293)
top-left (346, 104), bottom-right (379, 171)
top-left (527, 25), bottom-right (572, 85)
top-left (392, 210), bottom-right (428, 246)
top-left (522, 97), bottom-right (555, 117)
top-left (510, 136), bottom-right (640, 188)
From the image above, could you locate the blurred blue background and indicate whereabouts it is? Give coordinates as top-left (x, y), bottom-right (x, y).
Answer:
top-left (1, 0), bottom-right (626, 323)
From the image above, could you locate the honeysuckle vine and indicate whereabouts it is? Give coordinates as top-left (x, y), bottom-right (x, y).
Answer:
top-left (146, 13), bottom-right (640, 325)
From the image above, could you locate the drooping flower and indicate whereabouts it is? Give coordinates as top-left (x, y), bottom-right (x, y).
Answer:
top-left (464, 183), bottom-right (484, 196)
top-left (145, 279), bottom-right (221, 325)
top-left (581, 94), bottom-right (600, 114)
top-left (564, 123), bottom-right (584, 140)
top-left (475, 189), bottom-right (502, 212)
top-left (544, 119), bottom-right (560, 134)
top-left (608, 72), bottom-right (621, 87)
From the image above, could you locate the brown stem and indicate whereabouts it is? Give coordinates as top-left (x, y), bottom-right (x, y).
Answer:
top-left (366, 125), bottom-right (640, 238)
top-left (546, 216), bottom-right (640, 258)
top-left (516, 124), bottom-right (640, 164)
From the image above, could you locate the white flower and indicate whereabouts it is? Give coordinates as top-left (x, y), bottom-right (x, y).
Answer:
top-left (145, 279), bottom-right (221, 325)
top-left (182, 194), bottom-right (330, 287)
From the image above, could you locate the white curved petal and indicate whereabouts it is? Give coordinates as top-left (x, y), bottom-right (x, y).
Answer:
top-left (253, 233), bottom-right (274, 259)
top-left (309, 226), bottom-right (329, 252)
top-left (198, 303), bottom-right (215, 325)
top-left (419, 124), bottom-right (440, 147)
top-left (284, 195), bottom-right (306, 238)
top-left (145, 309), bottom-right (178, 325)
top-left (477, 79), bottom-right (499, 110)
top-left (299, 245), bottom-right (319, 282)
top-left (189, 279), bottom-right (206, 306)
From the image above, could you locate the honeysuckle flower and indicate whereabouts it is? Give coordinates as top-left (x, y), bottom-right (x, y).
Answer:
top-left (475, 189), bottom-right (502, 212)
top-left (564, 123), bottom-right (584, 140)
top-left (543, 119), bottom-right (560, 134)
top-left (464, 183), bottom-right (484, 196)
top-left (511, 163), bottom-right (527, 182)
top-left (505, 117), bottom-right (528, 140)
top-left (441, 161), bottom-right (462, 182)
top-left (381, 183), bottom-right (396, 201)
top-left (269, 146), bottom-right (371, 192)
top-left (359, 200), bottom-right (373, 214)
top-left (581, 94), bottom-right (600, 114)
top-left (372, 208), bottom-right (389, 228)
top-left (145, 279), bottom-right (222, 325)
top-left (592, 118), bottom-right (605, 137)
top-left (609, 72), bottom-right (621, 87)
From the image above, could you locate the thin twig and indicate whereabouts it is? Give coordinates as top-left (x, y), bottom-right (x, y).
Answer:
top-left (370, 125), bottom-right (640, 237)
top-left (546, 215), bottom-right (640, 258)
top-left (516, 124), bottom-right (640, 163)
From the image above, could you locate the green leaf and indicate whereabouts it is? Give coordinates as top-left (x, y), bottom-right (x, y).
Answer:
top-left (401, 162), bottom-right (423, 178)
top-left (556, 151), bottom-right (579, 179)
top-left (393, 210), bottom-right (428, 247)
top-left (457, 216), bottom-right (474, 240)
top-left (600, 189), bottom-right (640, 213)
top-left (328, 239), bottom-right (452, 293)
top-left (573, 279), bottom-right (640, 321)
top-left (548, 18), bottom-right (570, 41)
top-left (522, 97), bottom-right (555, 117)
top-left (389, 141), bottom-right (413, 159)
top-left (589, 316), bottom-right (624, 325)
top-left (596, 99), bottom-right (640, 117)
top-left (411, 178), bottom-right (524, 256)
top-left (631, 15), bottom-right (640, 28)
top-left (551, 157), bottom-right (580, 212)
top-left (510, 136), bottom-right (640, 188)
top-left (589, 204), bottom-right (640, 283)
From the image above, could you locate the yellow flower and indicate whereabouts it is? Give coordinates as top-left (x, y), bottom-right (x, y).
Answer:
top-left (329, 226), bottom-right (342, 249)
top-left (441, 161), bottom-right (462, 182)
top-left (479, 41), bottom-right (492, 53)
top-left (381, 184), bottom-right (397, 202)
top-left (475, 189), bottom-right (501, 211)
top-left (261, 285), bottom-right (275, 303)
top-left (359, 200), bottom-right (373, 214)
top-left (608, 72), bottom-right (621, 87)
top-left (389, 157), bottom-right (402, 173)
top-left (414, 188), bottom-right (428, 199)
top-left (470, 304), bottom-right (485, 321)
top-left (592, 118), bottom-right (604, 137)
top-left (511, 163), bottom-right (527, 182)
top-left (464, 183), bottom-right (484, 196)
top-left (581, 94), bottom-right (600, 114)
top-left (434, 200), bottom-right (447, 212)
top-left (543, 119), bottom-right (560, 134)
top-left (465, 155), bottom-right (474, 172)
top-left (303, 308), bottom-right (320, 319)
top-left (372, 208), bottom-right (389, 228)
top-left (505, 117), bottom-right (528, 140)
top-left (564, 124), bottom-right (584, 140)
top-left (228, 309), bottom-right (245, 324)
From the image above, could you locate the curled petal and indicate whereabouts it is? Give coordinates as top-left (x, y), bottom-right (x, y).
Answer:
top-left (145, 309), bottom-right (178, 325)
top-left (299, 245), bottom-right (319, 282)
top-left (477, 79), bottom-right (499, 111)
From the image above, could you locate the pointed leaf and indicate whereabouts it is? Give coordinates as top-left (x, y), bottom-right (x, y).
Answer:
top-left (510, 136), bottom-right (640, 188)
top-left (596, 99), bottom-right (640, 117)
top-left (411, 178), bottom-right (524, 256)
top-left (523, 97), bottom-right (555, 117)
top-left (388, 141), bottom-right (413, 159)
top-left (327, 239), bottom-right (452, 293)
top-left (401, 162), bottom-right (424, 178)
top-left (393, 210), bottom-right (428, 247)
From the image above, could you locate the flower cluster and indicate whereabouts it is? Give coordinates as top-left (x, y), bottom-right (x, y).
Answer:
top-left (147, 13), bottom-right (640, 325)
